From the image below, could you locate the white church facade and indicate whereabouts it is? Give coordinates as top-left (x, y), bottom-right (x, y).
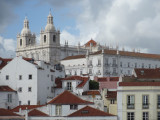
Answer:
top-left (16, 12), bottom-right (87, 65)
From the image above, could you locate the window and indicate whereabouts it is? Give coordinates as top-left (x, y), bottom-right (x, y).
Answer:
top-left (6, 75), bottom-right (9, 80)
top-left (18, 87), bottom-right (22, 92)
top-left (112, 58), bottom-right (116, 67)
top-left (135, 63), bottom-right (137, 68)
top-left (158, 112), bottom-right (160, 120)
top-left (67, 82), bottom-right (72, 91)
top-left (70, 105), bottom-right (78, 110)
top-left (127, 112), bottom-right (134, 120)
top-left (47, 74), bottom-right (49, 77)
top-left (98, 59), bottom-right (101, 65)
top-left (51, 87), bottom-right (54, 93)
top-left (89, 60), bottom-right (92, 66)
top-left (19, 75), bottom-right (22, 80)
top-left (113, 68), bottom-right (116, 75)
top-left (89, 69), bottom-right (92, 74)
top-left (127, 95), bottom-right (135, 109)
top-left (7, 94), bottom-right (12, 103)
top-left (128, 62), bottom-right (130, 67)
top-left (28, 100), bottom-right (30, 105)
top-left (44, 35), bottom-right (46, 43)
top-left (28, 87), bottom-right (32, 92)
top-left (110, 99), bottom-right (115, 104)
top-left (156, 64), bottom-right (158, 68)
top-left (128, 70), bottom-right (130, 75)
top-left (157, 95), bottom-right (160, 109)
top-left (74, 71), bottom-right (77, 75)
top-left (120, 62), bottom-right (122, 67)
top-left (20, 39), bottom-right (22, 46)
top-left (143, 112), bottom-right (149, 120)
top-left (51, 75), bottom-right (54, 81)
top-left (149, 64), bottom-right (151, 68)
top-left (80, 70), bottom-right (82, 75)
top-left (19, 101), bottom-right (21, 105)
top-left (142, 63), bottom-right (144, 68)
top-left (28, 74), bottom-right (32, 79)
top-left (142, 95), bottom-right (149, 109)
top-left (55, 105), bottom-right (62, 116)
top-left (105, 58), bottom-right (109, 65)
top-left (53, 35), bottom-right (56, 42)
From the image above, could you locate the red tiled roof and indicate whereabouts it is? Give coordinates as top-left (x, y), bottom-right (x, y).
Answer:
top-left (48, 91), bottom-right (93, 104)
top-left (85, 39), bottom-right (97, 47)
top-left (92, 49), bottom-right (160, 60)
top-left (68, 106), bottom-right (114, 117)
top-left (97, 77), bottom-right (119, 82)
top-left (0, 57), bottom-right (12, 69)
top-left (135, 68), bottom-right (160, 79)
top-left (106, 91), bottom-right (117, 99)
top-left (11, 105), bottom-right (44, 112)
top-left (0, 108), bottom-right (20, 116)
top-left (62, 55), bottom-right (85, 61)
top-left (82, 90), bottom-right (100, 95)
top-left (28, 109), bottom-right (49, 117)
top-left (0, 86), bottom-right (16, 92)
top-left (119, 82), bottom-right (160, 86)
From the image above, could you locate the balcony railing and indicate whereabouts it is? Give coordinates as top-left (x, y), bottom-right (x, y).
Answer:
top-left (157, 104), bottom-right (160, 109)
top-left (142, 103), bottom-right (149, 109)
top-left (112, 64), bottom-right (118, 67)
top-left (127, 104), bottom-right (135, 109)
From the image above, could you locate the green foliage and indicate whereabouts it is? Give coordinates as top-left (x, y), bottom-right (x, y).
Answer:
top-left (89, 80), bottom-right (99, 90)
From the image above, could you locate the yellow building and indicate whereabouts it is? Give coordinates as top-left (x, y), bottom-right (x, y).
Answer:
top-left (117, 68), bottom-right (160, 120)
top-left (102, 89), bottom-right (117, 115)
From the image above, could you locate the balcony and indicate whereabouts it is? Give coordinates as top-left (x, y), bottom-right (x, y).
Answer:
top-left (157, 104), bottom-right (160, 109)
top-left (142, 103), bottom-right (149, 109)
top-left (88, 64), bottom-right (93, 67)
top-left (127, 104), bottom-right (135, 109)
top-left (96, 64), bottom-right (101, 67)
top-left (112, 64), bottom-right (118, 67)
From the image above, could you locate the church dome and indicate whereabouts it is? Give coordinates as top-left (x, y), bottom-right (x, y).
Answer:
top-left (45, 24), bottom-right (55, 31)
top-left (21, 17), bottom-right (31, 35)
top-left (21, 28), bottom-right (31, 35)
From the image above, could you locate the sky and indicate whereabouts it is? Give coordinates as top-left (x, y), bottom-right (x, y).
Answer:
top-left (1, 0), bottom-right (160, 58)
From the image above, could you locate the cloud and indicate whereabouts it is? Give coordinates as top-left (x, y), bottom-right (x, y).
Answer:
top-left (57, 0), bottom-right (160, 54)
top-left (0, 36), bottom-right (16, 58)
top-left (0, 0), bottom-right (23, 33)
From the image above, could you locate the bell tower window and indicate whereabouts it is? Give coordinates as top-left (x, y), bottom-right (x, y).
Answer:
top-left (53, 35), bottom-right (56, 42)
top-left (20, 39), bottom-right (22, 46)
top-left (44, 35), bottom-right (46, 43)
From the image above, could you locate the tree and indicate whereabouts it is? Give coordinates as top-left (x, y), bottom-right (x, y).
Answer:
top-left (89, 80), bottom-right (99, 90)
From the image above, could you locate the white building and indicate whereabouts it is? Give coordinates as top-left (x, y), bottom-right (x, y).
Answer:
top-left (12, 91), bottom-right (117, 120)
top-left (54, 76), bottom-right (89, 96)
top-left (61, 49), bottom-right (160, 79)
top-left (16, 12), bottom-right (86, 65)
top-left (0, 56), bottom-right (64, 105)
top-left (0, 86), bottom-right (18, 109)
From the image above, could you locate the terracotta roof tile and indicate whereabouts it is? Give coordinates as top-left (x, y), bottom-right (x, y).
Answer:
top-left (106, 91), bottom-right (117, 99)
top-left (62, 55), bottom-right (85, 61)
top-left (28, 109), bottom-right (49, 117)
top-left (82, 90), bottom-right (100, 95)
top-left (85, 39), bottom-right (97, 47)
top-left (11, 105), bottom-right (44, 112)
top-left (48, 91), bottom-right (93, 104)
top-left (0, 57), bottom-right (12, 69)
top-left (97, 77), bottom-right (119, 82)
top-left (55, 78), bottom-right (62, 88)
top-left (68, 106), bottom-right (114, 117)
top-left (135, 68), bottom-right (160, 79)
top-left (92, 49), bottom-right (160, 60)
top-left (0, 108), bottom-right (20, 116)
top-left (0, 86), bottom-right (16, 92)
top-left (119, 82), bottom-right (160, 86)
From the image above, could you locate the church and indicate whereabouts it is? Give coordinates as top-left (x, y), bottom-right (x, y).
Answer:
top-left (16, 12), bottom-right (88, 65)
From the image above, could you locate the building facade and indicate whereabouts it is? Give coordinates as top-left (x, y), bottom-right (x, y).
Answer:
top-left (0, 56), bottom-right (64, 105)
top-left (61, 49), bottom-right (160, 79)
top-left (16, 12), bottom-right (86, 65)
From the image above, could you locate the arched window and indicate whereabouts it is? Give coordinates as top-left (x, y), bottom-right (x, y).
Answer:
top-left (20, 39), bottom-right (22, 46)
top-left (53, 35), bottom-right (56, 42)
top-left (44, 35), bottom-right (46, 43)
